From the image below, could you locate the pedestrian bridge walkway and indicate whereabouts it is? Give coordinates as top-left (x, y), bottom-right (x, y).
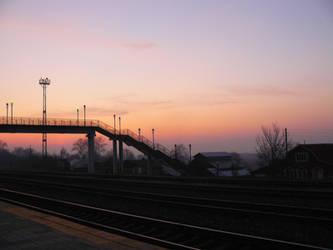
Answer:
top-left (0, 116), bottom-right (183, 174)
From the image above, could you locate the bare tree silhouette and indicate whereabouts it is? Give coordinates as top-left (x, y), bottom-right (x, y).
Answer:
top-left (256, 123), bottom-right (293, 167)
top-left (72, 137), bottom-right (107, 160)
top-left (72, 138), bottom-right (87, 159)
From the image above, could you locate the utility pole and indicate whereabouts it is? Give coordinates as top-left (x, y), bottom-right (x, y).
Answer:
top-left (174, 144), bottom-right (177, 160)
top-left (152, 128), bottom-right (155, 149)
top-left (39, 77), bottom-right (50, 158)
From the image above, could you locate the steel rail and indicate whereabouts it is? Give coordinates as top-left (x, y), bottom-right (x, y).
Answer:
top-left (3, 170), bottom-right (333, 187)
top-left (1, 172), bottom-right (333, 201)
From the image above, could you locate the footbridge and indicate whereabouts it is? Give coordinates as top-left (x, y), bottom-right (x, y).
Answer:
top-left (0, 117), bottom-right (183, 174)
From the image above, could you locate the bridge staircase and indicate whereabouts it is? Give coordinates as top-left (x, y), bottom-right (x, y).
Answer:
top-left (96, 124), bottom-right (186, 171)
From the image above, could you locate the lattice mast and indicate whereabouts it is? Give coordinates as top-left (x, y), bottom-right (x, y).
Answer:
top-left (39, 77), bottom-right (50, 158)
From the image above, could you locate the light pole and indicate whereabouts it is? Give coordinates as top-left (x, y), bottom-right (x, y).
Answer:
top-left (39, 77), bottom-right (51, 158)
top-left (174, 144), bottom-right (177, 160)
top-left (10, 101), bottom-right (13, 124)
top-left (138, 128), bottom-right (141, 142)
top-left (6, 103), bottom-right (8, 124)
top-left (189, 144), bottom-right (192, 162)
top-left (152, 128), bottom-right (155, 149)
top-left (84, 105), bottom-right (86, 126)
top-left (76, 106), bottom-right (79, 125)
top-left (119, 116), bottom-right (121, 135)
top-left (113, 114), bottom-right (117, 175)
top-left (113, 114), bottom-right (116, 134)
top-left (118, 116), bottom-right (124, 174)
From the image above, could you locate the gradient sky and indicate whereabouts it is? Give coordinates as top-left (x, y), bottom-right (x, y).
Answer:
top-left (0, 0), bottom-right (333, 154)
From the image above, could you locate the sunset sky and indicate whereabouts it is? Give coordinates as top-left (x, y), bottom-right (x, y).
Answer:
top-left (0, 0), bottom-right (332, 154)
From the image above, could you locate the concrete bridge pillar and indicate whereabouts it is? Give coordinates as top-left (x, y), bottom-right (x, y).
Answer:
top-left (113, 138), bottom-right (118, 175)
top-left (147, 155), bottom-right (152, 176)
top-left (87, 131), bottom-right (95, 173)
top-left (118, 138), bottom-right (124, 174)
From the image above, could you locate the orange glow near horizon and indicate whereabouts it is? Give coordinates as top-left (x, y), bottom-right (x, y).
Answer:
top-left (1, 134), bottom-right (82, 147)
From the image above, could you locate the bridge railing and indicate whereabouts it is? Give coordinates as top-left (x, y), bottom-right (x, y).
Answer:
top-left (119, 128), bottom-right (171, 156)
top-left (0, 116), bottom-right (172, 157)
top-left (0, 116), bottom-right (114, 129)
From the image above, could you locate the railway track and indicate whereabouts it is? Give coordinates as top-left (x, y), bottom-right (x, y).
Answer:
top-left (1, 172), bottom-right (333, 204)
top-left (2, 170), bottom-right (333, 188)
top-left (1, 175), bottom-right (333, 222)
top-left (0, 188), bottom-right (328, 250)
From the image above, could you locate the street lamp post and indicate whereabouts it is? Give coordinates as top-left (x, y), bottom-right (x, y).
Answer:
top-left (112, 114), bottom-right (117, 175)
top-left (138, 128), bottom-right (141, 142)
top-left (39, 77), bottom-right (51, 158)
top-left (76, 106), bottom-right (79, 125)
top-left (152, 128), bottom-right (155, 149)
top-left (174, 144), bottom-right (177, 160)
top-left (6, 103), bottom-right (8, 124)
top-left (119, 117), bottom-right (121, 135)
top-left (118, 116), bottom-right (124, 174)
top-left (113, 114), bottom-right (116, 134)
top-left (10, 101), bottom-right (13, 124)
top-left (84, 105), bottom-right (86, 126)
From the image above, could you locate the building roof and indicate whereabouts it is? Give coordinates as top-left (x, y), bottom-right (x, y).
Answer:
top-left (196, 152), bottom-right (232, 158)
top-left (293, 144), bottom-right (333, 165)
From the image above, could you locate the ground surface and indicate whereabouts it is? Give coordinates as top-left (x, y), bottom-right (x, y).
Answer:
top-left (0, 200), bottom-right (165, 250)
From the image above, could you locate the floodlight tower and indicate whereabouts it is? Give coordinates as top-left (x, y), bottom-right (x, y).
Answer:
top-left (39, 77), bottom-right (51, 158)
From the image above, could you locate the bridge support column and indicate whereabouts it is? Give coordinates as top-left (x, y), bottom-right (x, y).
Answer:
top-left (87, 131), bottom-right (95, 173)
top-left (147, 155), bottom-right (152, 176)
top-left (118, 138), bottom-right (124, 174)
top-left (113, 138), bottom-right (118, 175)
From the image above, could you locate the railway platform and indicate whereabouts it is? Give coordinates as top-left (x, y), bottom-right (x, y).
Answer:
top-left (0, 200), bottom-right (164, 250)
